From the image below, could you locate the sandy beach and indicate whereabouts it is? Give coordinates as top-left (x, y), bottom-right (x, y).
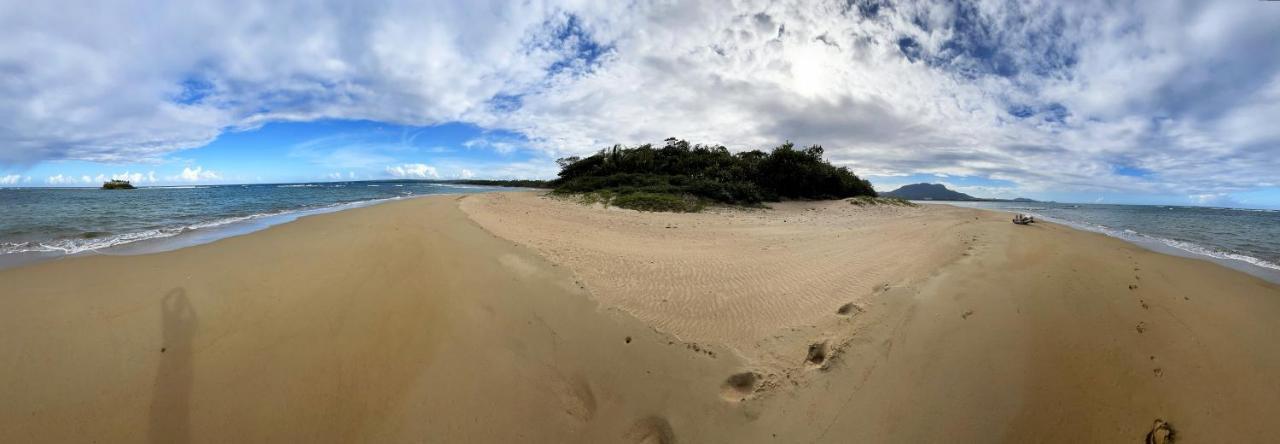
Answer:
top-left (3, 191), bottom-right (1279, 442)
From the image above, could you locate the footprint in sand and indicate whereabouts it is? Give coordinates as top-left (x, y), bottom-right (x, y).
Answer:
top-left (835, 302), bottom-right (861, 316)
top-left (549, 374), bottom-right (596, 425)
top-left (805, 341), bottom-right (829, 368)
top-left (720, 371), bottom-right (762, 402)
top-left (1136, 322), bottom-right (1147, 334)
top-left (624, 416), bottom-right (676, 444)
top-left (1145, 419), bottom-right (1175, 444)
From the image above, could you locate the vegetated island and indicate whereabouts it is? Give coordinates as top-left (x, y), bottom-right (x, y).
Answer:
top-left (547, 138), bottom-right (887, 212)
top-left (101, 180), bottom-right (135, 190)
top-left (881, 182), bottom-right (1037, 202)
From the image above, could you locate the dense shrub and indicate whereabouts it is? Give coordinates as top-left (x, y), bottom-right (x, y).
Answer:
top-left (551, 138), bottom-right (875, 208)
top-left (847, 196), bottom-right (916, 207)
top-left (610, 192), bottom-right (704, 212)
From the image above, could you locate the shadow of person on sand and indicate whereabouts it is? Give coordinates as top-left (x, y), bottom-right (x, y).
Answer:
top-left (149, 288), bottom-right (197, 444)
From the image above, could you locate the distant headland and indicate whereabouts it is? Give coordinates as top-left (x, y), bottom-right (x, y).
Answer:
top-left (881, 183), bottom-right (1036, 202)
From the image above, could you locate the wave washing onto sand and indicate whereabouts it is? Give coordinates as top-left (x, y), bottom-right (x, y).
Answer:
top-left (277, 183), bottom-right (356, 188)
top-left (0, 196), bottom-right (417, 257)
top-left (1024, 213), bottom-right (1280, 273)
top-left (0, 212), bottom-right (283, 255)
top-left (434, 183), bottom-right (499, 190)
top-left (1211, 207), bottom-right (1279, 213)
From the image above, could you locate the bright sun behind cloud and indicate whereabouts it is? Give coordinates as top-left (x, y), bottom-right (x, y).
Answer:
top-left (0, 0), bottom-right (1277, 206)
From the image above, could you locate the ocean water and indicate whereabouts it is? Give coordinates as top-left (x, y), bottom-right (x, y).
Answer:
top-left (4, 186), bottom-right (1279, 284)
top-left (0, 181), bottom-right (504, 268)
top-left (937, 201), bottom-right (1280, 283)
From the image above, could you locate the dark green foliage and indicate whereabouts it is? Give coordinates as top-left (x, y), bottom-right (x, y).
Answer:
top-left (102, 180), bottom-right (135, 190)
top-left (847, 196), bottom-right (916, 207)
top-left (610, 192), bottom-right (704, 212)
top-left (551, 138), bottom-right (875, 207)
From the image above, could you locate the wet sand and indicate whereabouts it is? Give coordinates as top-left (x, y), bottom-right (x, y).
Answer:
top-left (2, 191), bottom-right (1279, 442)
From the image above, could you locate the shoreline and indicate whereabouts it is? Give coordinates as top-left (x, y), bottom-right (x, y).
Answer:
top-left (0, 189), bottom-right (503, 271)
top-left (925, 201), bottom-right (1280, 284)
top-left (5, 191), bottom-right (1273, 288)
top-left (462, 192), bottom-right (1280, 441)
top-left (0, 194), bottom-right (746, 442)
top-left (3, 191), bottom-right (1279, 441)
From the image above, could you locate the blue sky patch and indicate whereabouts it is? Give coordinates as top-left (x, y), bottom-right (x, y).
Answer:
top-left (173, 76), bottom-right (216, 105)
top-left (1113, 164), bottom-right (1153, 178)
top-left (18, 120), bottom-right (553, 185)
top-left (543, 14), bottom-right (613, 77)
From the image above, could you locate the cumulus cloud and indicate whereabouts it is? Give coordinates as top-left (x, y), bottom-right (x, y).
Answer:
top-left (0, 174), bottom-right (20, 185)
top-left (458, 168), bottom-right (475, 179)
top-left (323, 171), bottom-right (358, 180)
top-left (45, 174), bottom-right (76, 185)
top-left (385, 163), bottom-right (439, 179)
top-left (168, 166), bottom-right (221, 182)
top-left (1189, 193), bottom-right (1240, 207)
top-left (2, 0), bottom-right (1277, 195)
top-left (95, 171), bottom-right (156, 184)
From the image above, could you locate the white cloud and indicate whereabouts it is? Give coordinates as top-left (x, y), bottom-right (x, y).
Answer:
top-left (458, 168), bottom-right (474, 179)
top-left (324, 171), bottom-right (358, 180)
top-left (288, 134), bottom-right (400, 170)
top-left (1189, 193), bottom-right (1239, 207)
top-left (385, 163), bottom-right (439, 179)
top-left (1, 1), bottom-right (1277, 196)
top-left (99, 171), bottom-right (153, 184)
top-left (168, 166), bottom-right (221, 182)
top-left (45, 174), bottom-right (77, 185)
top-left (462, 136), bottom-right (519, 154)
top-left (0, 174), bottom-right (20, 185)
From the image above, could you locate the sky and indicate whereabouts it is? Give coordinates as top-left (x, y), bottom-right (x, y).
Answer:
top-left (1, 1), bottom-right (1278, 208)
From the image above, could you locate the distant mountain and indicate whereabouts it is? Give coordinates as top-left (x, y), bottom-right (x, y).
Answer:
top-left (882, 183), bottom-right (977, 201)
top-left (881, 183), bottom-right (1040, 203)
